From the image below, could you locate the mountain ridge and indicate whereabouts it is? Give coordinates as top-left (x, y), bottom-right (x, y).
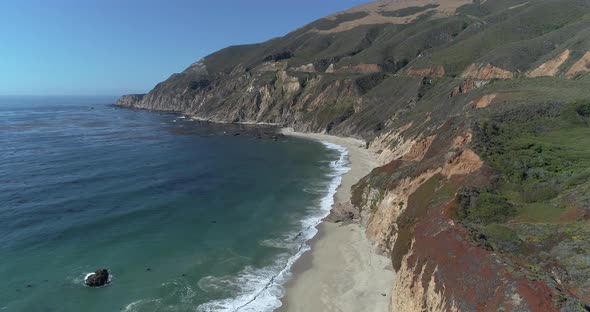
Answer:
top-left (118, 0), bottom-right (590, 310)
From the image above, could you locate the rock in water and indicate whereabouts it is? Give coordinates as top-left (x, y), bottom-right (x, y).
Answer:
top-left (85, 269), bottom-right (110, 287)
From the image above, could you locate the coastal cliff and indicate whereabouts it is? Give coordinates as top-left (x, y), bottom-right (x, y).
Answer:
top-left (119, 0), bottom-right (590, 310)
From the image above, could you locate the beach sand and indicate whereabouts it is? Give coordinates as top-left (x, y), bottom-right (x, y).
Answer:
top-left (280, 128), bottom-right (394, 312)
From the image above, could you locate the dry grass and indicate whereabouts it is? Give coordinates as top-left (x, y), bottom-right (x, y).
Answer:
top-left (314, 0), bottom-right (472, 33)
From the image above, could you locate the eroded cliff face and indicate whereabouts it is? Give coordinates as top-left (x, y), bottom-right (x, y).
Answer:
top-left (118, 62), bottom-right (365, 136)
top-left (352, 120), bottom-right (563, 311)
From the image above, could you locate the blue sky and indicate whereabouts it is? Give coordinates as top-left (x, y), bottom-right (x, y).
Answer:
top-left (0, 0), bottom-right (368, 96)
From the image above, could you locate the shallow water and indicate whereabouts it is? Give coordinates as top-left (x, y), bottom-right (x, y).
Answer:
top-left (0, 96), bottom-right (347, 311)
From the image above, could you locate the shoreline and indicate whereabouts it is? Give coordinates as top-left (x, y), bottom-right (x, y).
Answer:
top-left (279, 128), bottom-right (394, 312)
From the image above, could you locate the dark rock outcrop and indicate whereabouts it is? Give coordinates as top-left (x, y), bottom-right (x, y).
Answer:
top-left (116, 94), bottom-right (144, 107)
top-left (85, 269), bottom-right (110, 287)
top-left (325, 202), bottom-right (358, 223)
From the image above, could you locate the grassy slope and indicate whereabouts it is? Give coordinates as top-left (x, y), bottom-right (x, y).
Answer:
top-left (414, 0), bottom-right (590, 75)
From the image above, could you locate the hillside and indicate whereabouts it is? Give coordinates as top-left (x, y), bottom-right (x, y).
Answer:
top-left (118, 0), bottom-right (590, 310)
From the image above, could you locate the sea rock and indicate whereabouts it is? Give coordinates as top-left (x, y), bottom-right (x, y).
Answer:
top-left (85, 269), bottom-right (110, 287)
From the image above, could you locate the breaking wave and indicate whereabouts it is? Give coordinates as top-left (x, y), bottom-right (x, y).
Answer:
top-left (196, 141), bottom-right (349, 312)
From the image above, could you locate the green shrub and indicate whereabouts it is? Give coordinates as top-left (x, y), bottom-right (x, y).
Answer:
top-left (520, 182), bottom-right (560, 203)
top-left (484, 223), bottom-right (521, 251)
top-left (355, 73), bottom-right (389, 94)
top-left (567, 168), bottom-right (590, 187)
top-left (262, 51), bottom-right (293, 62)
top-left (469, 193), bottom-right (517, 224)
top-left (471, 99), bottom-right (590, 224)
top-left (456, 189), bottom-right (516, 225)
top-left (574, 99), bottom-right (590, 117)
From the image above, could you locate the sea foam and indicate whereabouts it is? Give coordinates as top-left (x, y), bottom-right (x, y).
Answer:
top-left (196, 141), bottom-right (350, 312)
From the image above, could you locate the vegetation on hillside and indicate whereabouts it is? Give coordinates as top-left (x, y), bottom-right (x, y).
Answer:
top-left (119, 0), bottom-right (590, 308)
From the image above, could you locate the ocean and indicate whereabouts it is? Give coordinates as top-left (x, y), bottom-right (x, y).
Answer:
top-left (0, 96), bottom-right (348, 311)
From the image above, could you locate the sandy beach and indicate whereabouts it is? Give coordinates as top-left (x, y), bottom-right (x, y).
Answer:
top-left (280, 128), bottom-right (394, 312)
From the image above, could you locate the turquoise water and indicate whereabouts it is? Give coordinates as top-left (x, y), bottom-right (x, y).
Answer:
top-left (0, 97), bottom-right (348, 311)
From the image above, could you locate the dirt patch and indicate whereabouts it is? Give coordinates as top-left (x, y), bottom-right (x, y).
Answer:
top-left (566, 50), bottom-right (590, 78)
top-left (527, 49), bottom-right (570, 77)
top-left (441, 149), bottom-right (484, 178)
top-left (451, 131), bottom-right (473, 149)
top-left (470, 93), bottom-right (498, 108)
top-left (403, 135), bottom-right (436, 161)
top-left (462, 63), bottom-right (514, 80)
